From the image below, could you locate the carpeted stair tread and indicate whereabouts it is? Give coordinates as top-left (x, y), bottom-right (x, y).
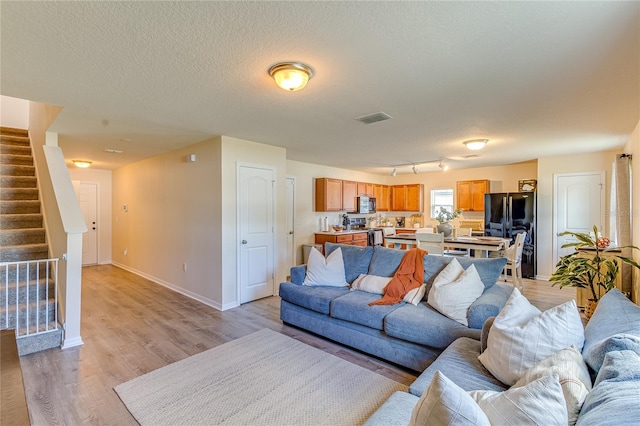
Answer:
top-left (0, 228), bottom-right (46, 245)
top-left (0, 213), bottom-right (44, 229)
top-left (0, 244), bottom-right (50, 262)
top-left (0, 300), bottom-right (57, 328)
top-left (1, 188), bottom-right (39, 201)
top-left (0, 175), bottom-right (37, 188)
top-left (0, 127), bottom-right (29, 138)
top-left (1, 153), bottom-right (33, 166)
top-left (0, 200), bottom-right (41, 214)
top-left (0, 143), bottom-right (31, 156)
top-left (0, 279), bottom-right (55, 305)
top-left (0, 164), bottom-right (35, 177)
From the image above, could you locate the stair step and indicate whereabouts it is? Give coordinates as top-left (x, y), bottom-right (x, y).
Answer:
top-left (0, 127), bottom-right (29, 138)
top-left (16, 326), bottom-right (62, 355)
top-left (1, 154), bottom-right (33, 166)
top-left (0, 261), bottom-right (55, 281)
top-left (0, 188), bottom-right (39, 201)
top-left (0, 278), bottom-right (55, 305)
top-left (0, 213), bottom-right (43, 229)
top-left (0, 175), bottom-right (37, 189)
top-left (0, 164), bottom-right (35, 177)
top-left (0, 228), bottom-right (46, 245)
top-left (0, 200), bottom-right (41, 214)
top-left (0, 299), bottom-right (57, 329)
top-left (0, 143), bottom-right (31, 156)
top-left (0, 135), bottom-right (30, 147)
top-left (0, 244), bottom-right (49, 262)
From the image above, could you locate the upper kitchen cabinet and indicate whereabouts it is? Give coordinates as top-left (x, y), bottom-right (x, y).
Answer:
top-left (391, 184), bottom-right (423, 212)
top-left (456, 180), bottom-right (489, 212)
top-left (357, 182), bottom-right (374, 197)
top-left (315, 178), bottom-right (358, 212)
top-left (374, 184), bottom-right (390, 211)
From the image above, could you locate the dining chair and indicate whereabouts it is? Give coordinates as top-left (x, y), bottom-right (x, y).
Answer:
top-left (382, 227), bottom-right (396, 248)
top-left (502, 232), bottom-right (526, 289)
top-left (444, 228), bottom-right (472, 256)
top-left (415, 232), bottom-right (444, 255)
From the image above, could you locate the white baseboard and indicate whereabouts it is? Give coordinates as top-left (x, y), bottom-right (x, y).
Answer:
top-left (61, 336), bottom-right (84, 350)
top-left (535, 275), bottom-right (551, 281)
top-left (111, 261), bottom-right (227, 311)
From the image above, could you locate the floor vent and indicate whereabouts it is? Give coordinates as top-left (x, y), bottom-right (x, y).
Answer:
top-left (355, 112), bottom-right (393, 125)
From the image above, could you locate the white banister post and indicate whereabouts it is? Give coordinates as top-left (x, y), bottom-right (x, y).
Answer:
top-left (61, 232), bottom-right (84, 349)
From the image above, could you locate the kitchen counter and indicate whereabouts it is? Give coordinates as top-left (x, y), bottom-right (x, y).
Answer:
top-left (314, 230), bottom-right (369, 236)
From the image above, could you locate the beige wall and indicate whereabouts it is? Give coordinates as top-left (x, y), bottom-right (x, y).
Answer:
top-left (0, 95), bottom-right (29, 129)
top-left (623, 119), bottom-right (640, 303)
top-left (112, 138), bottom-right (223, 308)
top-left (69, 168), bottom-right (113, 265)
top-left (536, 150), bottom-right (619, 280)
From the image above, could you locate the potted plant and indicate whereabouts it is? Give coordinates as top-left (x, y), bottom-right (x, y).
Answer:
top-left (550, 225), bottom-right (640, 318)
top-left (435, 207), bottom-right (463, 237)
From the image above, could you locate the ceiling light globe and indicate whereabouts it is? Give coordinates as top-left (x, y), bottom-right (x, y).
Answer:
top-left (269, 62), bottom-right (314, 92)
top-left (463, 139), bottom-right (488, 150)
top-left (72, 160), bottom-right (92, 168)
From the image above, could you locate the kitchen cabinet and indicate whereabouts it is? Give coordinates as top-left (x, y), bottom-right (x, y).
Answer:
top-left (374, 184), bottom-right (390, 211)
top-left (315, 178), bottom-right (358, 212)
top-left (315, 231), bottom-right (368, 252)
top-left (456, 180), bottom-right (489, 212)
top-left (357, 182), bottom-right (374, 197)
top-left (391, 184), bottom-right (423, 212)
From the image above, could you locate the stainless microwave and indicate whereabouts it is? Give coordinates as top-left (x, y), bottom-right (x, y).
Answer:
top-left (357, 196), bottom-right (376, 214)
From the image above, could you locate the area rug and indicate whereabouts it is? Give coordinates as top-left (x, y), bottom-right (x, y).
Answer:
top-left (114, 328), bottom-right (407, 425)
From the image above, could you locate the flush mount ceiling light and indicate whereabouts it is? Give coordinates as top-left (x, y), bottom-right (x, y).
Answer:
top-left (268, 61), bottom-right (315, 91)
top-left (72, 160), bottom-right (92, 168)
top-left (438, 160), bottom-right (449, 171)
top-left (391, 167), bottom-right (397, 177)
top-left (463, 139), bottom-right (488, 150)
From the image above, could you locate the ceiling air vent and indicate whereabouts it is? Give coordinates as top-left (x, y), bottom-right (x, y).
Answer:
top-left (355, 112), bottom-right (393, 125)
top-left (461, 154), bottom-right (480, 159)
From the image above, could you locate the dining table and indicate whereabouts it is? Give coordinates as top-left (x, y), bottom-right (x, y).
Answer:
top-left (383, 234), bottom-right (511, 258)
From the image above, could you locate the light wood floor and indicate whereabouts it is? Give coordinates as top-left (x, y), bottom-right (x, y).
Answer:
top-left (17, 265), bottom-right (576, 425)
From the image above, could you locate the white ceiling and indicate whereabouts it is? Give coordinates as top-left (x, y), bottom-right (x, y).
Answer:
top-left (1, 1), bottom-right (638, 174)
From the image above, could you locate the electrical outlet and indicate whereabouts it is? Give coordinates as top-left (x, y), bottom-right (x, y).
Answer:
top-left (124, 248), bottom-right (128, 256)
top-left (123, 204), bottom-right (128, 212)
top-left (182, 263), bottom-right (187, 272)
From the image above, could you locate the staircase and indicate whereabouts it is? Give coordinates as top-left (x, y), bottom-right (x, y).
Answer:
top-left (1, 126), bottom-right (62, 355)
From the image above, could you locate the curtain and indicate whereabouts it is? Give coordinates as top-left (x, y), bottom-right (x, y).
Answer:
top-left (612, 154), bottom-right (632, 295)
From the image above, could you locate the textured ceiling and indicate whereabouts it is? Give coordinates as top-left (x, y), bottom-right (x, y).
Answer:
top-left (1, 1), bottom-right (639, 173)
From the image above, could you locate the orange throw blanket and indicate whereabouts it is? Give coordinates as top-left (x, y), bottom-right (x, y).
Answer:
top-left (369, 248), bottom-right (427, 306)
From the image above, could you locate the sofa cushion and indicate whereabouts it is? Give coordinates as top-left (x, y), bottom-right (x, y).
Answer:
top-left (577, 350), bottom-right (640, 425)
top-left (278, 282), bottom-right (349, 315)
top-left (424, 256), bottom-right (507, 291)
top-left (409, 371), bottom-right (490, 426)
top-left (385, 303), bottom-right (481, 350)
top-left (467, 283), bottom-right (513, 330)
top-left (331, 291), bottom-right (401, 330)
top-left (325, 243), bottom-right (374, 283)
top-left (410, 337), bottom-right (507, 397)
top-left (368, 246), bottom-right (406, 277)
top-left (583, 334), bottom-right (640, 375)
top-left (582, 289), bottom-right (640, 374)
top-left (363, 391), bottom-right (419, 426)
top-left (478, 288), bottom-right (584, 386)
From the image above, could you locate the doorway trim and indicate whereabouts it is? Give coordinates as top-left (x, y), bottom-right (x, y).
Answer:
top-left (286, 175), bottom-right (296, 273)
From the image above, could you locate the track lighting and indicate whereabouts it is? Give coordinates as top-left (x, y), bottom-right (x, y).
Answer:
top-left (391, 167), bottom-right (397, 177)
top-left (412, 165), bottom-right (418, 174)
top-left (438, 160), bottom-right (449, 171)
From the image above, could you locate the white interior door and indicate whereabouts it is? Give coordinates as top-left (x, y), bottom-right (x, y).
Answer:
top-left (78, 182), bottom-right (98, 265)
top-left (239, 165), bottom-right (275, 304)
top-left (286, 177), bottom-right (296, 272)
top-left (553, 172), bottom-right (604, 265)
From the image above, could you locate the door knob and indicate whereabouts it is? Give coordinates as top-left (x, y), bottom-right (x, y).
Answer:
top-left (289, 231), bottom-right (294, 235)
top-left (242, 240), bottom-right (248, 244)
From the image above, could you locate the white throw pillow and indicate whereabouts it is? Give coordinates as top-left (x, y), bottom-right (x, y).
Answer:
top-left (477, 288), bottom-right (585, 385)
top-left (427, 260), bottom-right (485, 326)
top-left (302, 247), bottom-right (347, 287)
top-left (513, 346), bottom-right (591, 426)
top-left (409, 371), bottom-right (490, 426)
top-left (351, 274), bottom-right (426, 306)
top-left (469, 375), bottom-right (568, 425)
top-left (351, 274), bottom-right (389, 294)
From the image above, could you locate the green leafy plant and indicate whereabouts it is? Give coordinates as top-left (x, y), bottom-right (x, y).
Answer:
top-left (435, 207), bottom-right (463, 224)
top-left (550, 225), bottom-right (640, 301)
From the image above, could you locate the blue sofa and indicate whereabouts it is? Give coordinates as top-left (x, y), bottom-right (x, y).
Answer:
top-left (366, 289), bottom-right (640, 425)
top-left (279, 243), bottom-right (511, 372)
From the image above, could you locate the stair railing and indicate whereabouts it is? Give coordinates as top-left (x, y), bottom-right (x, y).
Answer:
top-left (1, 258), bottom-right (59, 338)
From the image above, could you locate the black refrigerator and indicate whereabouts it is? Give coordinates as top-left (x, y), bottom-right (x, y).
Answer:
top-left (484, 192), bottom-right (536, 278)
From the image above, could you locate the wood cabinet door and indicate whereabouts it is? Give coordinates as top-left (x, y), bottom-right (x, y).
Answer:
top-left (471, 180), bottom-right (489, 211)
top-left (457, 181), bottom-right (473, 211)
top-left (315, 178), bottom-right (343, 211)
top-left (391, 185), bottom-right (407, 211)
top-left (342, 180), bottom-right (357, 213)
top-left (405, 184), bottom-right (423, 212)
top-left (374, 184), bottom-right (389, 211)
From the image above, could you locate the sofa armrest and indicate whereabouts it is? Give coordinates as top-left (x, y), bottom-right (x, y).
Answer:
top-left (290, 265), bottom-right (307, 285)
top-left (467, 283), bottom-right (513, 329)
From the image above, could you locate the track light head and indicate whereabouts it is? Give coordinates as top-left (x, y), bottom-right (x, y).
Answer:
top-left (412, 165), bottom-right (418, 174)
top-left (438, 160), bottom-right (449, 171)
top-left (391, 167), bottom-right (397, 177)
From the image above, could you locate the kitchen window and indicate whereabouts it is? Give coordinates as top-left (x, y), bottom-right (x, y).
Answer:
top-left (430, 188), bottom-right (453, 218)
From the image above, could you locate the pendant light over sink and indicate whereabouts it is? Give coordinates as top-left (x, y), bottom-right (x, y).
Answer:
top-left (268, 61), bottom-right (315, 92)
